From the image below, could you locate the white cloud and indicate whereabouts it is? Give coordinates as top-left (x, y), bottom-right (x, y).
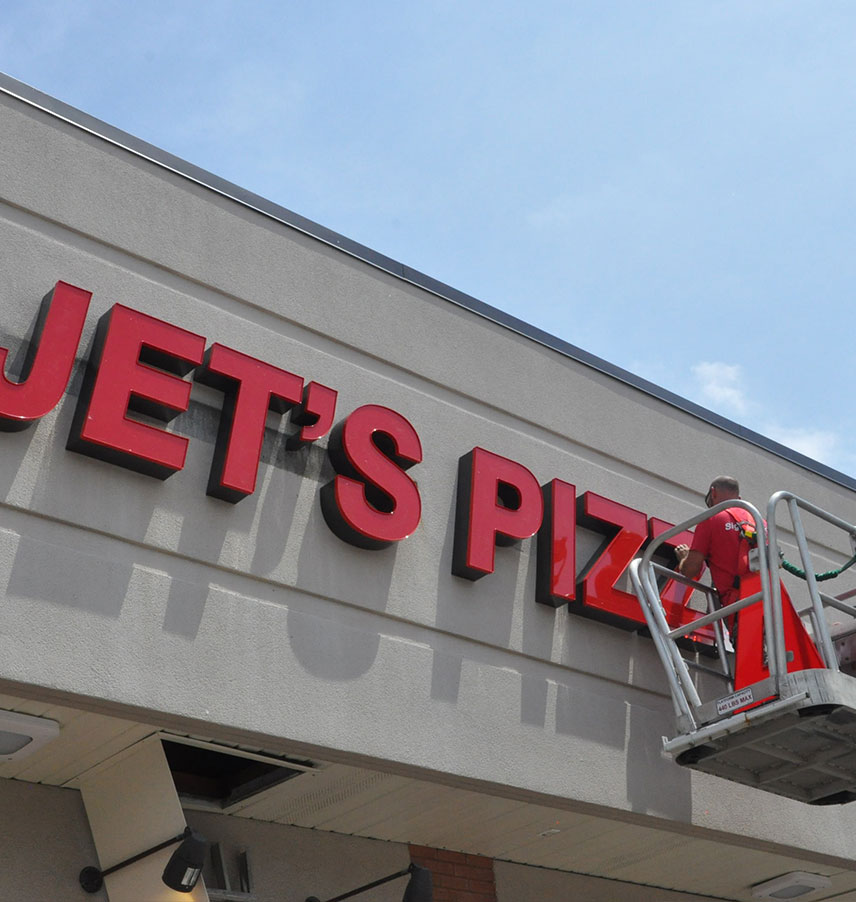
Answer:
top-left (691, 361), bottom-right (750, 415)
top-left (764, 425), bottom-right (841, 463)
top-left (686, 361), bottom-right (855, 476)
top-left (763, 424), bottom-right (856, 477)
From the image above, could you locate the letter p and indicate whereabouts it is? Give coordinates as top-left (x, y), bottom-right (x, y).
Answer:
top-left (452, 447), bottom-right (544, 580)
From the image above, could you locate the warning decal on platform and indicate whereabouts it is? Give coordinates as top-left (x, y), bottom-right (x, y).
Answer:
top-left (717, 688), bottom-right (754, 717)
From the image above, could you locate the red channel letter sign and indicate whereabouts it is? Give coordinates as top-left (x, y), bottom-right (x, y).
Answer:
top-left (0, 281), bottom-right (711, 641)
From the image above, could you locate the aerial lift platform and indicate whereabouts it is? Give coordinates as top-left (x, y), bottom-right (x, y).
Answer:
top-left (630, 491), bottom-right (856, 804)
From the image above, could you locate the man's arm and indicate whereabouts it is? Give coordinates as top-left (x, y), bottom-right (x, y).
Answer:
top-left (675, 544), bottom-right (705, 580)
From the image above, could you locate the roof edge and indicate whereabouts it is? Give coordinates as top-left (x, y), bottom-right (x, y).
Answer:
top-left (2, 70), bottom-right (854, 493)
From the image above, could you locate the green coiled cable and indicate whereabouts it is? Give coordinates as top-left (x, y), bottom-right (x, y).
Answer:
top-left (781, 552), bottom-right (856, 582)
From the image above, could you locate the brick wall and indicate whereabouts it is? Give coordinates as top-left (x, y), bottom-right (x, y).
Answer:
top-left (409, 845), bottom-right (498, 902)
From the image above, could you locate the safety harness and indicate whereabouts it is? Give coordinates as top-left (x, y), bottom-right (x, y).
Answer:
top-left (725, 509), bottom-right (760, 587)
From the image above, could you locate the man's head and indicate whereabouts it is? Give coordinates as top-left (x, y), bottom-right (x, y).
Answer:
top-left (705, 475), bottom-right (740, 508)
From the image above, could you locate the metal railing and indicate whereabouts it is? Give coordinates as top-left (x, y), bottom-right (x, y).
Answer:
top-left (630, 493), bottom-right (856, 736)
top-left (766, 491), bottom-right (856, 678)
top-left (630, 500), bottom-right (770, 730)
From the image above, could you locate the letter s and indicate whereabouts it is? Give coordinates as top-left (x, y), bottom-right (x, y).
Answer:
top-left (321, 404), bottom-right (422, 549)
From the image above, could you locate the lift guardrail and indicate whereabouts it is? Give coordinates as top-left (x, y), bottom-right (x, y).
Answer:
top-left (630, 492), bottom-right (856, 804)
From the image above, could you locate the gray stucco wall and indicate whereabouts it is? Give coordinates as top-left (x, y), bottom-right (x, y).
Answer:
top-left (0, 777), bottom-right (105, 900)
top-left (2, 83), bottom-right (856, 866)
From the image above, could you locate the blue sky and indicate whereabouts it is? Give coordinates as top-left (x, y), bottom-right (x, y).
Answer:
top-left (3, 1), bottom-right (855, 475)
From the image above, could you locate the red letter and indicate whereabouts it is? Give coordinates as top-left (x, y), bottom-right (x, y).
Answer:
top-left (0, 281), bottom-right (91, 431)
top-left (287, 381), bottom-right (338, 450)
top-left (452, 448), bottom-right (543, 580)
top-left (321, 405), bottom-right (422, 549)
top-left (196, 344), bottom-right (304, 502)
top-left (536, 479), bottom-right (576, 606)
top-left (576, 492), bottom-right (647, 626)
top-left (67, 305), bottom-right (205, 479)
top-left (649, 517), bottom-right (714, 644)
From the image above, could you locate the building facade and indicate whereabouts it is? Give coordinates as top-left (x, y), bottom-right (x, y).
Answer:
top-left (2, 73), bottom-right (856, 901)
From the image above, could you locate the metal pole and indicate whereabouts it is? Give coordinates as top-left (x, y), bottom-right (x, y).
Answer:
top-left (98, 829), bottom-right (189, 879)
top-left (629, 561), bottom-right (691, 720)
top-left (79, 828), bottom-right (191, 893)
top-left (306, 867), bottom-right (412, 902)
top-left (648, 562), bottom-right (733, 687)
top-left (789, 499), bottom-right (838, 669)
top-left (640, 562), bottom-right (702, 710)
top-left (766, 493), bottom-right (787, 682)
top-left (666, 591), bottom-right (762, 639)
top-left (742, 500), bottom-right (777, 690)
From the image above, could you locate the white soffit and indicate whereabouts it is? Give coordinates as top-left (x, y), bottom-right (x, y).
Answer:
top-left (0, 692), bottom-right (853, 901)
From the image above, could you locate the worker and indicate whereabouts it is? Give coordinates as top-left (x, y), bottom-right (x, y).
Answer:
top-left (675, 476), bottom-right (825, 684)
top-left (674, 475), bottom-right (751, 630)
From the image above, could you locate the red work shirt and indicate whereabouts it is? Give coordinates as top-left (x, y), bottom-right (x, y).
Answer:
top-left (690, 507), bottom-right (751, 602)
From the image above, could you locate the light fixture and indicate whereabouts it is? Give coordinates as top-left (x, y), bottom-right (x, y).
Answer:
top-left (0, 709), bottom-right (59, 760)
top-left (751, 871), bottom-right (832, 899)
top-left (306, 863), bottom-right (432, 902)
top-left (79, 826), bottom-right (208, 894)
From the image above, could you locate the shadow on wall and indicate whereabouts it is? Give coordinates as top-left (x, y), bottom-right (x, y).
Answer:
top-left (3, 332), bottom-right (154, 621)
top-left (518, 532), bottom-right (566, 728)
top-left (1, 324), bottom-right (373, 624)
top-left (625, 696), bottom-right (692, 820)
top-left (7, 529), bottom-right (134, 618)
top-left (428, 466), bottom-right (692, 820)
top-left (157, 420), bottom-right (310, 641)
top-left (287, 479), bottom-right (396, 679)
top-left (286, 606), bottom-right (386, 681)
top-left (1, 318), bottom-right (691, 819)
top-left (295, 467), bottom-right (397, 618)
top-left (0, 314), bottom-right (63, 502)
top-left (0, 424), bottom-right (39, 504)
top-left (2, 329), bottom-right (396, 686)
top-left (250, 440), bottom-right (323, 576)
top-left (429, 489), bottom-right (519, 704)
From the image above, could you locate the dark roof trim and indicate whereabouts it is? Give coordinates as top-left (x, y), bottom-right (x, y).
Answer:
top-left (2, 71), bottom-right (854, 493)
